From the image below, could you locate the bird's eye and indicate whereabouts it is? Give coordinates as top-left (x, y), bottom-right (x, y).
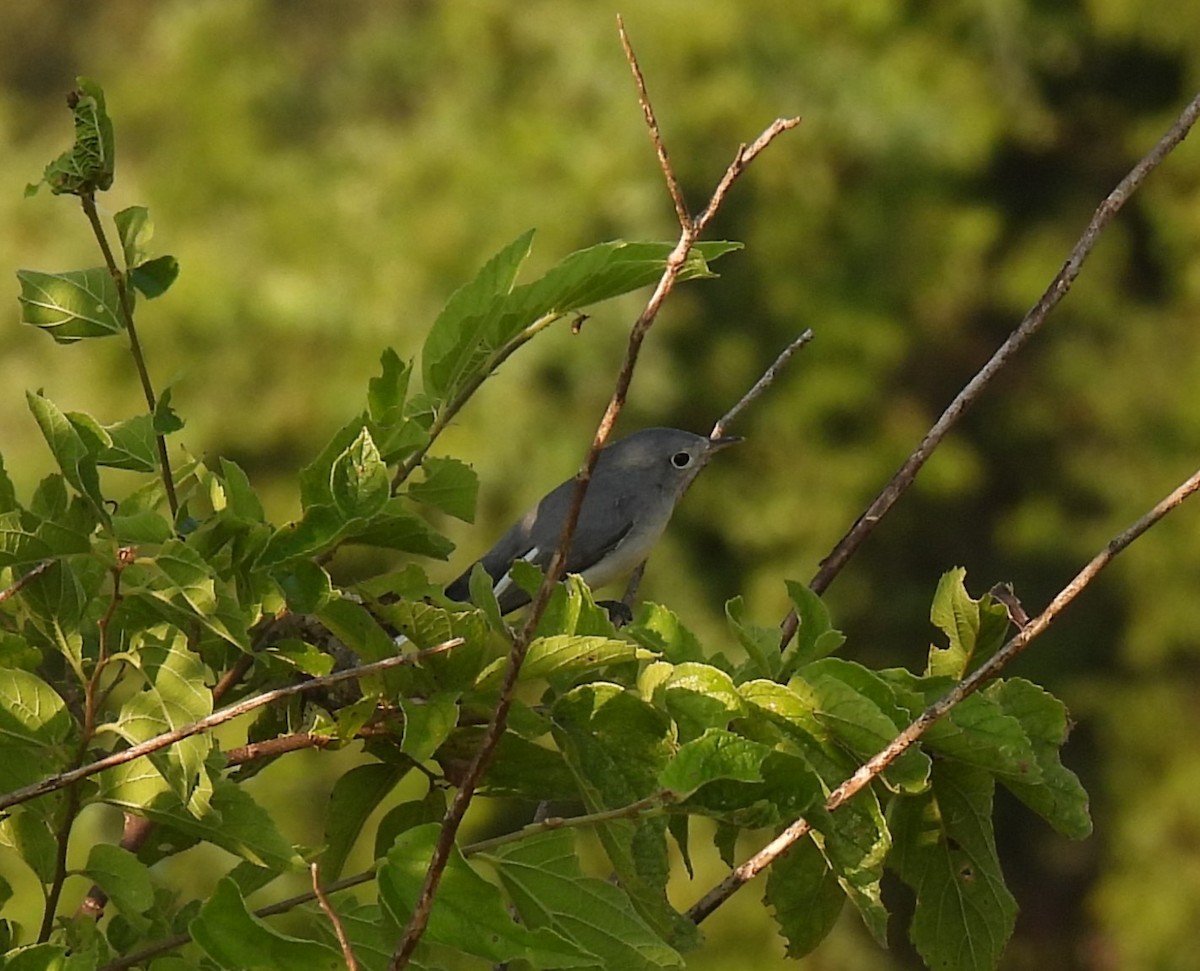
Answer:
top-left (671, 450), bottom-right (693, 469)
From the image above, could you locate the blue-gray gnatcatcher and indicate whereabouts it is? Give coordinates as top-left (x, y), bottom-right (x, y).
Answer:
top-left (445, 427), bottom-right (741, 613)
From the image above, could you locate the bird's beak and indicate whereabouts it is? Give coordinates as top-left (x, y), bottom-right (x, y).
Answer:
top-left (707, 435), bottom-right (743, 452)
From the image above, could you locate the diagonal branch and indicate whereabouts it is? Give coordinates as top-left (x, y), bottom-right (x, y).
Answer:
top-left (0, 639), bottom-right (462, 813)
top-left (690, 462), bottom-right (1200, 922)
top-left (386, 20), bottom-right (801, 970)
top-left (780, 85), bottom-right (1200, 649)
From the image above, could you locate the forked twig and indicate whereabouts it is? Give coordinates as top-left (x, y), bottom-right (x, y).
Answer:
top-left (387, 19), bottom-right (800, 969)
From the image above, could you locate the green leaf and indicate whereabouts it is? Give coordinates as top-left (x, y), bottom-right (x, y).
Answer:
top-left (491, 829), bottom-right (684, 970)
top-left (408, 455), bottom-right (478, 522)
top-left (17, 267), bottom-right (123, 343)
top-left (340, 497), bottom-right (455, 559)
top-left (378, 823), bottom-right (592, 966)
top-left (97, 769), bottom-right (302, 871)
top-left (0, 812), bottom-right (58, 883)
top-left (316, 597), bottom-right (399, 663)
top-left (26, 391), bottom-right (106, 516)
top-left (129, 254), bottom-right (179, 298)
top-left (421, 230), bottom-right (535, 399)
top-left (320, 762), bottom-right (409, 882)
top-left (82, 844), bottom-right (154, 916)
top-left (330, 427), bottom-right (389, 520)
top-left (367, 347), bottom-right (412, 428)
top-left (273, 559), bottom-right (332, 614)
top-left (152, 386), bottom-right (185, 434)
top-left (0, 454), bottom-right (17, 514)
top-left (725, 596), bottom-right (781, 679)
top-left (476, 634), bottom-right (638, 689)
top-left (986, 679), bottom-right (1091, 839)
top-left (36, 78), bottom-right (115, 196)
top-left (782, 580), bottom-right (846, 674)
top-left (891, 759), bottom-right (1017, 971)
top-left (190, 878), bottom-right (342, 971)
top-left (659, 728), bottom-right (770, 798)
top-left (765, 836), bottom-right (845, 958)
top-left (114, 205), bottom-right (152, 268)
top-left (652, 662), bottom-right (745, 737)
top-left (218, 458), bottom-right (265, 522)
top-left (627, 603), bottom-right (704, 663)
top-left (400, 694), bottom-right (459, 762)
top-left (373, 789), bottom-right (446, 861)
top-left (797, 659), bottom-right (931, 794)
top-left (552, 683), bottom-right (697, 948)
top-left (95, 414), bottom-right (157, 472)
top-left (927, 567), bottom-right (1010, 678)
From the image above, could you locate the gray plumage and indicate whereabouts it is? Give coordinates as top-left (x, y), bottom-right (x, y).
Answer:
top-left (445, 427), bottom-right (740, 613)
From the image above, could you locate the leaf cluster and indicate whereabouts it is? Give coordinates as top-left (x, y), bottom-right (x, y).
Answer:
top-left (0, 80), bottom-right (1090, 971)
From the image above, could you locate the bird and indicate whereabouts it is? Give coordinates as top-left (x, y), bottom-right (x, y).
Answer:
top-left (444, 427), bottom-right (741, 613)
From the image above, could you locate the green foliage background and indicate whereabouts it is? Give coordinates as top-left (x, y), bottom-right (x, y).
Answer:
top-left (2, 1), bottom-right (1200, 968)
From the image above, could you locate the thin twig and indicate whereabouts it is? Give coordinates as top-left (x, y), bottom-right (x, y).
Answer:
top-left (689, 463), bottom-right (1200, 922)
top-left (313, 862), bottom-right (360, 971)
top-left (386, 21), bottom-right (800, 969)
top-left (618, 15), bottom-right (689, 227)
top-left (780, 85), bottom-right (1200, 649)
top-left (80, 193), bottom-right (179, 517)
top-left (711, 330), bottom-right (814, 439)
top-left (0, 638), bottom-right (463, 812)
top-left (0, 559), bottom-right (53, 606)
top-left (467, 791), bottom-right (671, 856)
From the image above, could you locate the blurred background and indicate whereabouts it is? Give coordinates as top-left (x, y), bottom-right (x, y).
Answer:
top-left (2, 1), bottom-right (1200, 968)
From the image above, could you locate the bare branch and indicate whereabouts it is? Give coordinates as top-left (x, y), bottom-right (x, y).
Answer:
top-left (0, 638), bottom-right (463, 812)
top-left (711, 330), bottom-right (814, 439)
top-left (313, 862), bottom-right (361, 971)
top-left (781, 85), bottom-right (1200, 649)
top-left (617, 15), bottom-right (689, 229)
top-left (387, 22), bottom-right (801, 969)
top-left (690, 462), bottom-right (1200, 922)
top-left (0, 559), bottom-right (53, 606)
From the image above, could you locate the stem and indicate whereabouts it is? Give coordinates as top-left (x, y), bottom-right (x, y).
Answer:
top-left (80, 193), bottom-right (179, 518)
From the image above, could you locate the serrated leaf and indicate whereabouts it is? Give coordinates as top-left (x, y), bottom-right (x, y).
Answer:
top-left (18, 267), bottom-right (123, 342)
top-left (408, 455), bottom-right (478, 522)
top-left (659, 728), bottom-right (770, 797)
top-left (378, 823), bottom-right (592, 966)
top-left (891, 760), bottom-right (1017, 971)
top-left (476, 634), bottom-right (637, 689)
top-left (627, 602), bottom-right (705, 664)
top-left (928, 568), bottom-right (1010, 678)
top-left (765, 836), bottom-right (845, 958)
top-left (190, 878), bottom-right (342, 970)
top-left (367, 347), bottom-right (411, 428)
top-left (320, 762), bottom-right (409, 882)
top-left (374, 789), bottom-right (446, 861)
top-left (273, 559), bottom-right (332, 614)
top-left (129, 254), bottom-right (179, 298)
top-left (342, 497), bottom-right (455, 560)
top-left (985, 679), bottom-right (1091, 839)
top-left (552, 683), bottom-right (697, 947)
top-left (782, 579), bottom-right (846, 674)
top-left (491, 829), bottom-right (684, 970)
top-left (654, 662), bottom-right (745, 737)
top-left (83, 844), bottom-right (154, 916)
top-left (97, 769), bottom-right (302, 871)
top-left (725, 596), bottom-right (781, 679)
top-left (798, 659), bottom-right (931, 794)
top-left (153, 386), bottom-right (185, 434)
top-left (330, 427), bottom-right (389, 520)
